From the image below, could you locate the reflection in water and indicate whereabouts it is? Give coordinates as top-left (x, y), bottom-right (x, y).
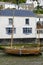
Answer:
top-left (0, 52), bottom-right (43, 65)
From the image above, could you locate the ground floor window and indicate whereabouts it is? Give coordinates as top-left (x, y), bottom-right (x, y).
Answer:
top-left (23, 28), bottom-right (32, 34)
top-left (6, 27), bottom-right (16, 34)
top-left (37, 29), bottom-right (43, 34)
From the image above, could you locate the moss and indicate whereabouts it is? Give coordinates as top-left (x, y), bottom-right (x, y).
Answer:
top-left (0, 43), bottom-right (43, 50)
top-left (0, 46), bottom-right (5, 50)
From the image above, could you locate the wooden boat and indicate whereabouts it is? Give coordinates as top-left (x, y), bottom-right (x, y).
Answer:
top-left (3, 13), bottom-right (41, 55)
top-left (4, 47), bottom-right (41, 55)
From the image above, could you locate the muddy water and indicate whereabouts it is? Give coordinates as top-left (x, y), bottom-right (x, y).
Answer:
top-left (0, 52), bottom-right (43, 65)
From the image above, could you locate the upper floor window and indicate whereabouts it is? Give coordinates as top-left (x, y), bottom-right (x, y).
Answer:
top-left (25, 19), bottom-right (29, 25)
top-left (9, 18), bottom-right (13, 25)
top-left (23, 28), bottom-right (32, 34)
top-left (6, 27), bottom-right (16, 34)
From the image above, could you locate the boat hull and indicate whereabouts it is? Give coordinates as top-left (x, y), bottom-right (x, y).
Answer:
top-left (4, 47), bottom-right (41, 55)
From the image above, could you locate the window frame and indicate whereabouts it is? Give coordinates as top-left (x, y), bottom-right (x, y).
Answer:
top-left (23, 27), bottom-right (32, 34)
top-left (6, 27), bottom-right (16, 35)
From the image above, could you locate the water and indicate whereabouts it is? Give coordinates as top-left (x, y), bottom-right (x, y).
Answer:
top-left (0, 52), bottom-right (43, 65)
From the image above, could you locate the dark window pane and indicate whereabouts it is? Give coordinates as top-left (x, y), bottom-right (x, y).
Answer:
top-left (37, 30), bottom-right (43, 34)
top-left (6, 27), bottom-right (16, 34)
top-left (23, 28), bottom-right (32, 34)
top-left (25, 19), bottom-right (29, 25)
top-left (9, 18), bottom-right (13, 25)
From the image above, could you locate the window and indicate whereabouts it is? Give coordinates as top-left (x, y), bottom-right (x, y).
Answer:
top-left (37, 30), bottom-right (43, 34)
top-left (23, 28), bottom-right (32, 34)
top-left (41, 21), bottom-right (43, 25)
top-left (6, 27), bottom-right (16, 34)
top-left (25, 19), bottom-right (29, 25)
top-left (9, 18), bottom-right (13, 25)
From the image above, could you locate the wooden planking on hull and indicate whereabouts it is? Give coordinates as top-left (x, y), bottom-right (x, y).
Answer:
top-left (4, 47), bottom-right (41, 55)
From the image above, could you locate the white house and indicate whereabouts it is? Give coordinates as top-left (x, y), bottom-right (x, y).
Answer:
top-left (4, 3), bottom-right (18, 9)
top-left (26, 0), bottom-right (43, 7)
top-left (0, 9), bottom-right (37, 42)
top-left (26, 0), bottom-right (33, 4)
top-left (19, 3), bottom-right (34, 10)
top-left (0, 2), bottom-right (18, 9)
top-left (33, 1), bottom-right (37, 8)
top-left (0, 9), bottom-right (43, 44)
top-left (38, 0), bottom-right (43, 6)
top-left (26, 0), bottom-right (37, 8)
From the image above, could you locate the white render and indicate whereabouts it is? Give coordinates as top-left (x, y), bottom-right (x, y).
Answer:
top-left (4, 4), bottom-right (18, 9)
top-left (26, 0), bottom-right (43, 7)
top-left (33, 1), bottom-right (37, 7)
top-left (0, 15), bottom-right (43, 39)
top-left (26, 0), bottom-right (37, 8)
top-left (0, 16), bottom-right (37, 39)
top-left (26, 0), bottom-right (33, 4)
top-left (0, 2), bottom-right (18, 9)
top-left (38, 0), bottom-right (43, 6)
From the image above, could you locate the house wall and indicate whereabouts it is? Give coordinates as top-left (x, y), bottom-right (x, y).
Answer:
top-left (38, 0), bottom-right (43, 6)
top-left (19, 4), bottom-right (34, 10)
top-left (5, 4), bottom-right (18, 9)
top-left (0, 16), bottom-right (36, 39)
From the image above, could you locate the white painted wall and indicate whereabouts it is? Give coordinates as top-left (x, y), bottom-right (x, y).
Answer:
top-left (4, 4), bottom-right (18, 9)
top-left (38, 0), bottom-right (43, 6)
top-left (33, 1), bottom-right (37, 7)
top-left (0, 16), bottom-right (36, 39)
top-left (26, 0), bottom-right (37, 8)
top-left (26, 0), bottom-right (33, 4)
